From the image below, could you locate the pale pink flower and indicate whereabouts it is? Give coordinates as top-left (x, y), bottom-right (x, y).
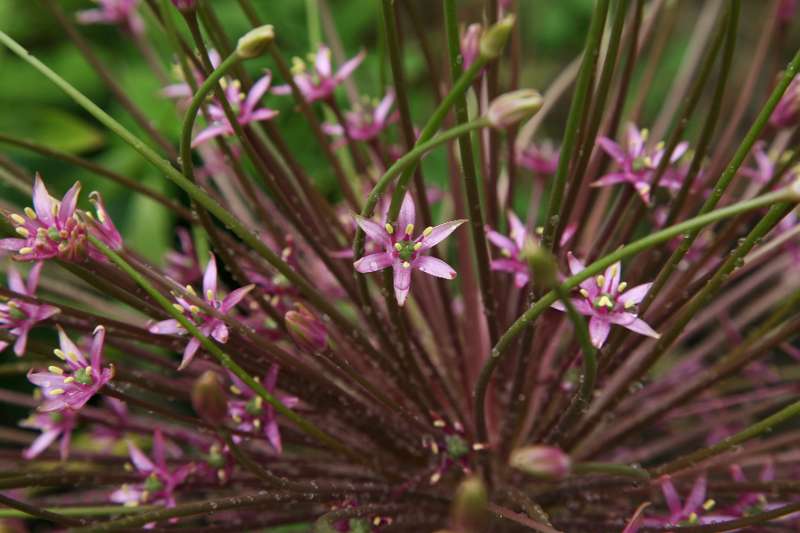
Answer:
top-left (28, 326), bottom-right (114, 412)
top-left (486, 211), bottom-right (530, 288)
top-left (272, 45), bottom-right (365, 103)
top-left (76, 0), bottom-right (144, 35)
top-left (0, 262), bottom-right (60, 356)
top-left (20, 409), bottom-right (77, 460)
top-left (322, 91), bottom-right (398, 143)
top-left (149, 254), bottom-right (254, 370)
top-left (516, 140), bottom-right (559, 175)
top-left (354, 194), bottom-right (465, 306)
top-left (461, 24), bottom-right (482, 71)
top-left (551, 253), bottom-right (659, 348)
top-left (771, 75), bottom-right (800, 129)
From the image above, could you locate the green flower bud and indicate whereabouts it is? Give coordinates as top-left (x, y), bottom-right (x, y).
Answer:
top-left (487, 89), bottom-right (544, 129)
top-left (509, 445), bottom-right (572, 479)
top-left (451, 476), bottom-right (488, 533)
top-left (236, 25), bottom-right (275, 59)
top-left (479, 14), bottom-right (515, 60)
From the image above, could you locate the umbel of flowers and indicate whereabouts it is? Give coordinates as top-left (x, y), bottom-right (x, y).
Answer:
top-left (1, 1), bottom-right (800, 532)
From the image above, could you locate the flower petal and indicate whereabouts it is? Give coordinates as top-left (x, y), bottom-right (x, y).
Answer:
top-left (414, 256), bottom-right (457, 279)
top-left (354, 252), bottom-right (393, 273)
top-left (619, 283), bottom-right (651, 306)
top-left (486, 229), bottom-right (517, 254)
top-left (203, 254), bottom-right (218, 301)
top-left (32, 174), bottom-right (55, 226)
top-left (397, 194), bottom-right (416, 235)
top-left (334, 50), bottom-right (366, 82)
top-left (589, 317), bottom-right (611, 348)
top-left (314, 46), bottom-right (332, 78)
top-left (58, 181), bottom-right (82, 226)
top-left (567, 252), bottom-right (585, 276)
top-left (192, 124), bottom-right (231, 147)
top-left (418, 219), bottom-right (466, 251)
top-left (374, 90), bottom-right (395, 125)
top-left (393, 263), bottom-right (412, 306)
top-left (592, 172), bottom-right (630, 187)
top-left (596, 137), bottom-right (627, 163)
top-left (90, 326), bottom-right (106, 371)
top-left (354, 215), bottom-right (392, 248)
top-left (221, 284), bottom-right (255, 313)
top-left (128, 440), bottom-right (155, 472)
top-left (243, 71), bottom-right (273, 117)
top-left (179, 338), bottom-right (201, 370)
top-left (149, 319), bottom-right (183, 335)
top-left (508, 211), bottom-right (527, 250)
top-left (57, 326), bottom-right (86, 367)
top-left (23, 429), bottom-right (61, 460)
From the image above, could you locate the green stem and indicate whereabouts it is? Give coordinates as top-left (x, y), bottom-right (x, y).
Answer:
top-left (443, 0), bottom-right (499, 347)
top-left (572, 462), bottom-right (649, 480)
top-left (305, 0), bottom-right (322, 49)
top-left (653, 398), bottom-right (800, 476)
top-left (640, 41), bottom-right (800, 314)
top-left (660, 501), bottom-right (800, 532)
top-left (541, 0), bottom-right (609, 251)
top-left (87, 235), bottom-right (366, 466)
top-left (473, 187), bottom-right (798, 449)
top-left (0, 505), bottom-right (156, 519)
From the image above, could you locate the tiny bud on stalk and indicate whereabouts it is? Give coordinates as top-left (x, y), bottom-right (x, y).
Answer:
top-left (285, 304), bottom-right (328, 352)
top-left (487, 89), bottom-right (543, 129)
top-left (237, 25), bottom-right (275, 59)
top-left (451, 476), bottom-right (488, 533)
top-left (509, 445), bottom-right (572, 480)
top-left (479, 14), bottom-right (515, 60)
top-left (191, 371), bottom-right (228, 424)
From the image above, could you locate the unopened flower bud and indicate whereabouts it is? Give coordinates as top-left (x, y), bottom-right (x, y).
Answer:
top-left (786, 173), bottom-right (800, 201)
top-left (285, 304), bottom-right (327, 352)
top-left (487, 89), bottom-right (543, 129)
top-left (479, 14), bottom-right (515, 60)
top-left (461, 24), bottom-right (482, 70)
top-left (509, 445), bottom-right (571, 479)
top-left (191, 371), bottom-right (228, 424)
top-left (451, 476), bottom-right (488, 533)
top-left (521, 239), bottom-right (557, 287)
top-left (236, 25), bottom-right (275, 59)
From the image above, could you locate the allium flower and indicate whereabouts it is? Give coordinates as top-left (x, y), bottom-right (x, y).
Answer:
top-left (637, 475), bottom-right (735, 529)
top-left (111, 429), bottom-right (194, 509)
top-left (0, 262), bottom-right (60, 356)
top-left (162, 51), bottom-right (221, 101)
top-left (20, 409), bottom-right (77, 460)
top-left (551, 253), bottom-right (659, 348)
top-left (76, 0), bottom-right (144, 35)
top-left (422, 418), bottom-right (477, 485)
top-left (149, 254), bottom-right (254, 370)
top-left (322, 91), bottom-right (398, 143)
top-left (272, 45), bottom-right (365, 103)
top-left (461, 24), bottom-right (482, 71)
top-left (516, 140), bottom-right (559, 175)
top-left (354, 195), bottom-right (465, 306)
top-left (594, 124), bottom-right (689, 204)
top-left (770, 75), bottom-right (800, 129)
top-left (486, 211), bottom-right (530, 288)
top-left (0, 176), bottom-right (122, 262)
top-left (227, 364), bottom-right (298, 454)
top-left (27, 326), bottom-right (114, 412)
top-left (192, 73), bottom-right (279, 147)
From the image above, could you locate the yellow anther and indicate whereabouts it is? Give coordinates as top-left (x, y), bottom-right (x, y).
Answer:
top-left (702, 499), bottom-right (716, 511)
top-left (254, 396), bottom-right (263, 408)
top-left (429, 471), bottom-right (442, 484)
top-left (413, 242), bottom-right (423, 251)
top-left (63, 377), bottom-right (75, 384)
top-left (433, 419), bottom-right (446, 428)
top-left (385, 223), bottom-right (394, 234)
top-left (49, 388), bottom-right (65, 396)
top-left (609, 264), bottom-right (618, 278)
top-left (688, 512), bottom-right (698, 524)
top-left (579, 288), bottom-right (589, 298)
top-left (48, 366), bottom-right (63, 375)
top-left (430, 442), bottom-right (439, 455)
top-left (624, 300), bottom-right (636, 310)
top-left (402, 261), bottom-right (411, 269)
top-left (617, 282), bottom-right (627, 293)
top-left (253, 419), bottom-right (262, 429)
top-left (597, 295), bottom-right (614, 308)
top-left (655, 141), bottom-right (665, 151)
top-left (501, 249), bottom-right (511, 257)
top-left (394, 243), bottom-right (403, 251)
top-left (373, 517), bottom-right (382, 526)
top-left (19, 247), bottom-right (34, 255)
top-left (405, 224), bottom-right (414, 235)
top-left (15, 227), bottom-right (30, 237)
top-left (472, 442), bottom-right (488, 451)
top-left (185, 285), bottom-right (197, 296)
top-left (641, 128), bottom-right (649, 140)
top-left (596, 275), bottom-right (605, 288)
top-left (535, 226), bottom-right (544, 235)
top-left (206, 289), bottom-right (214, 301)
top-left (232, 414), bottom-right (242, 423)
top-left (172, 303), bottom-right (185, 313)
top-left (84, 366), bottom-right (92, 375)
top-left (423, 226), bottom-right (433, 237)
top-left (65, 351), bottom-right (78, 363)
top-left (10, 214), bottom-right (25, 225)
top-left (230, 385), bottom-right (242, 395)
top-left (643, 156), bottom-right (654, 167)
top-left (217, 469), bottom-right (227, 482)
top-left (54, 349), bottom-right (66, 360)
top-left (24, 207), bottom-right (37, 220)
top-left (189, 305), bottom-right (201, 315)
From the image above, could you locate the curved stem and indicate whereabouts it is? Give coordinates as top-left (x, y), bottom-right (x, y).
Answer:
top-left (473, 187), bottom-right (798, 448)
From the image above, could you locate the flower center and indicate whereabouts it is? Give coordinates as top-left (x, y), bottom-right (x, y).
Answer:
top-left (593, 294), bottom-right (615, 311)
top-left (394, 239), bottom-right (417, 262)
top-left (245, 396), bottom-right (263, 416)
top-left (445, 435), bottom-right (469, 460)
top-left (74, 367), bottom-right (94, 386)
top-left (143, 474), bottom-right (164, 493)
top-left (632, 156), bottom-right (649, 172)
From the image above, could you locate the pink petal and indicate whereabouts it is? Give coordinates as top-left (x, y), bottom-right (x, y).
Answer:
top-left (334, 50), bottom-right (366, 82)
top-left (418, 219), bottom-right (466, 251)
top-left (58, 181), bottom-right (82, 226)
top-left (265, 419), bottom-right (282, 454)
top-left (0, 238), bottom-right (27, 251)
top-left (592, 172), bottom-right (630, 187)
top-left (619, 283), bottom-right (651, 306)
top-left (596, 137), bottom-right (627, 163)
top-left (682, 476), bottom-right (707, 517)
top-left (374, 90), bottom-right (395, 125)
top-left (153, 429), bottom-right (166, 470)
top-left (191, 124), bottom-right (231, 147)
top-left (221, 284), bottom-right (254, 313)
top-left (57, 327), bottom-right (86, 366)
top-left (669, 141), bottom-right (689, 163)
top-left (660, 476), bottom-right (683, 517)
top-left (567, 252), bottom-right (585, 276)
top-left (149, 319), bottom-right (183, 335)
top-left (7, 265), bottom-right (25, 294)
top-left (32, 175), bottom-right (55, 226)
top-left (90, 326), bottom-right (106, 371)
top-left (270, 84), bottom-right (292, 95)
top-left (414, 256), bottom-right (457, 279)
top-left (625, 124), bottom-right (644, 156)
top-left (486, 229), bottom-right (517, 254)
top-left (265, 363), bottom-right (279, 390)
top-left (179, 338), bottom-right (201, 370)
top-left (243, 71), bottom-right (273, 117)
top-left (321, 123), bottom-right (344, 136)
top-left (26, 261), bottom-right (44, 294)
top-left (211, 322), bottom-right (229, 343)
top-left (128, 441), bottom-right (155, 472)
top-left (508, 211), bottom-right (527, 250)
top-left (490, 258), bottom-right (525, 274)
top-left (393, 263), bottom-right (412, 307)
top-left (397, 193), bottom-right (416, 235)
top-left (314, 46), bottom-right (332, 78)
top-left (604, 261), bottom-right (621, 293)
top-left (354, 215), bottom-right (392, 248)
top-left (203, 254), bottom-right (218, 301)
top-left (59, 429), bottom-right (72, 460)
top-left (589, 317), bottom-right (611, 348)
top-left (14, 330), bottom-right (31, 357)
top-left (23, 429), bottom-right (61, 460)
top-left (619, 316), bottom-right (659, 339)
top-left (245, 108), bottom-right (279, 123)
top-left (354, 252), bottom-right (393, 273)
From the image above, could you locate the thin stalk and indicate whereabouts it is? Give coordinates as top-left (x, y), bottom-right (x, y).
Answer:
top-left (0, 493), bottom-right (84, 527)
top-left (572, 462), bottom-right (649, 480)
top-left (473, 187), bottom-right (798, 450)
top-left (0, 505), bottom-right (155, 519)
top-left (238, 0), bottom-right (262, 26)
top-left (443, 0), bottom-right (499, 346)
top-left (658, 502), bottom-right (800, 532)
top-left (540, 0), bottom-right (610, 252)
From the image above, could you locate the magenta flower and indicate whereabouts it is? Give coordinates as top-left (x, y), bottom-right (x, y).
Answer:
top-left (192, 73), bottom-right (279, 147)
top-left (322, 91), bottom-right (398, 143)
top-left (28, 326), bottom-right (114, 412)
top-left (227, 364), bottom-right (298, 454)
top-left (149, 254), bottom-right (254, 370)
top-left (516, 140), bottom-right (559, 175)
top-left (20, 409), bottom-right (77, 460)
top-left (551, 253), bottom-right (659, 348)
top-left (461, 24), bottom-right (482, 71)
top-left (421, 418), bottom-right (477, 485)
top-left (1, 262), bottom-right (60, 356)
top-left (636, 475), bottom-right (735, 529)
top-left (354, 194), bottom-right (465, 306)
top-left (76, 0), bottom-right (144, 35)
top-left (272, 45), bottom-right (365, 103)
top-left (770, 74), bottom-right (800, 129)
top-left (740, 141), bottom-right (779, 185)
top-left (0, 176), bottom-right (122, 262)
top-left (486, 211), bottom-right (530, 288)
top-left (111, 429), bottom-right (194, 509)
top-left (594, 124), bottom-right (688, 204)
